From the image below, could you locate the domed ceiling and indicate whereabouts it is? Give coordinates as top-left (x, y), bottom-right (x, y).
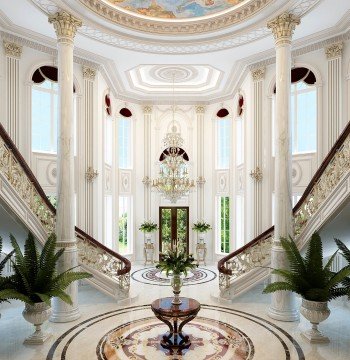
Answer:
top-left (106, 0), bottom-right (244, 19)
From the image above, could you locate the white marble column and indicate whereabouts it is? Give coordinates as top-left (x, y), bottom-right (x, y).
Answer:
top-left (251, 68), bottom-right (265, 237)
top-left (142, 105), bottom-right (153, 220)
top-left (3, 41), bottom-right (22, 147)
top-left (267, 13), bottom-right (300, 321)
top-left (48, 11), bottom-right (82, 323)
top-left (195, 105), bottom-right (206, 221)
top-left (325, 42), bottom-right (343, 151)
top-left (82, 66), bottom-right (97, 235)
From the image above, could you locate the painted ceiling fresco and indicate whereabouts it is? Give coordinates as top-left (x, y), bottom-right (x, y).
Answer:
top-left (106, 0), bottom-right (245, 19)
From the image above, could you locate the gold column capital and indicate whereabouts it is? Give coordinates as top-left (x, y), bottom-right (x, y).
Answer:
top-left (325, 42), bottom-right (343, 60)
top-left (195, 105), bottom-right (206, 114)
top-left (251, 67), bottom-right (265, 82)
top-left (143, 105), bottom-right (153, 114)
top-left (82, 66), bottom-right (96, 80)
top-left (3, 41), bottom-right (22, 58)
top-left (267, 13), bottom-right (300, 46)
top-left (48, 11), bottom-right (82, 43)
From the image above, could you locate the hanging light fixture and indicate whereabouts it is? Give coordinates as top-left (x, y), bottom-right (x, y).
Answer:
top-left (151, 73), bottom-right (195, 203)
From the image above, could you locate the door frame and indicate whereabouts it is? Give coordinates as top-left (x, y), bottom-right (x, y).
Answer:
top-left (159, 206), bottom-right (189, 253)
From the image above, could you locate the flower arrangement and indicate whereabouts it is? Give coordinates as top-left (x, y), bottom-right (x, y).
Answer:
top-left (192, 221), bottom-right (211, 233)
top-left (139, 221), bottom-right (158, 233)
top-left (156, 244), bottom-right (197, 276)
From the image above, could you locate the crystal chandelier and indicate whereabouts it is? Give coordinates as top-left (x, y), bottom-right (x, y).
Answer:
top-left (151, 73), bottom-right (195, 203)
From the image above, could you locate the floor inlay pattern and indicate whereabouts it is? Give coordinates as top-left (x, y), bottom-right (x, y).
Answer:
top-left (46, 304), bottom-right (305, 360)
top-left (131, 267), bottom-right (217, 286)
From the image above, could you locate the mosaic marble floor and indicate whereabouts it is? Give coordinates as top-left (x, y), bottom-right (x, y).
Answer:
top-left (0, 264), bottom-right (350, 360)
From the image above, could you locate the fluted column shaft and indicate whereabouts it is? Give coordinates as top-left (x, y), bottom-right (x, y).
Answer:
top-left (267, 13), bottom-right (300, 322)
top-left (196, 105), bottom-right (206, 221)
top-left (49, 11), bottom-right (82, 323)
top-left (143, 105), bottom-right (153, 220)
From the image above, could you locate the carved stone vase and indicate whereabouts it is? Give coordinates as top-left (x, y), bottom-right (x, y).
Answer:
top-left (171, 274), bottom-right (183, 305)
top-left (22, 302), bottom-right (52, 344)
top-left (300, 299), bottom-right (330, 343)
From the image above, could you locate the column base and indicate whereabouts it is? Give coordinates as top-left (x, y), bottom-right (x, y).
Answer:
top-left (268, 305), bottom-right (299, 322)
top-left (50, 306), bottom-right (80, 323)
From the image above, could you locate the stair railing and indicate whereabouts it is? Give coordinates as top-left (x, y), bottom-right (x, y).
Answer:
top-left (0, 123), bottom-right (130, 292)
top-left (218, 121), bottom-right (350, 291)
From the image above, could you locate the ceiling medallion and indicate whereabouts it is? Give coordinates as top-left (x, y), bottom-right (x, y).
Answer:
top-left (79, 0), bottom-right (274, 35)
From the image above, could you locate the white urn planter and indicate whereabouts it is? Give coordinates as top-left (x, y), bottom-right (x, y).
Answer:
top-left (22, 302), bottom-right (52, 344)
top-left (300, 299), bottom-right (330, 343)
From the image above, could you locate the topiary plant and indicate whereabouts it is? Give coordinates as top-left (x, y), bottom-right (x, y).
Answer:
top-left (263, 233), bottom-right (350, 302)
top-left (0, 232), bottom-right (92, 305)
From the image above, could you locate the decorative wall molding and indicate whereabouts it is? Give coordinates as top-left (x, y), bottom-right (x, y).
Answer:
top-left (143, 105), bottom-right (153, 114)
top-left (216, 170), bottom-right (229, 195)
top-left (325, 41), bottom-right (343, 60)
top-left (3, 40), bottom-right (22, 58)
top-left (195, 105), bottom-right (206, 114)
top-left (267, 12), bottom-right (300, 45)
top-left (119, 170), bottom-right (132, 195)
top-left (48, 11), bottom-right (82, 42)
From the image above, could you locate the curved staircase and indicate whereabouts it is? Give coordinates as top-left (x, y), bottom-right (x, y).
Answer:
top-left (0, 123), bottom-right (131, 300)
top-left (218, 121), bottom-right (350, 299)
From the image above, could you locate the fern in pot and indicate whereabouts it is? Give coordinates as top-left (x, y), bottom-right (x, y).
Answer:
top-left (263, 233), bottom-right (350, 343)
top-left (156, 244), bottom-right (197, 305)
top-left (139, 221), bottom-right (158, 243)
top-left (192, 221), bottom-right (211, 243)
top-left (0, 233), bottom-right (92, 344)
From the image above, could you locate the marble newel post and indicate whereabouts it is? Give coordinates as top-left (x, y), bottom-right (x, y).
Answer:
top-left (267, 13), bottom-right (300, 321)
top-left (49, 12), bottom-right (82, 323)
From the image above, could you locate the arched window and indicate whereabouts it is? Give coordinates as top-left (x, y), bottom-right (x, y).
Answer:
top-left (272, 67), bottom-right (317, 154)
top-left (31, 66), bottom-right (76, 153)
top-left (216, 108), bottom-right (230, 169)
top-left (119, 109), bottom-right (133, 169)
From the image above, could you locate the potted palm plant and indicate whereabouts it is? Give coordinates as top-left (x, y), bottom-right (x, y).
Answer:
top-left (263, 233), bottom-right (350, 343)
top-left (0, 237), bottom-right (15, 318)
top-left (156, 244), bottom-right (197, 305)
top-left (0, 232), bottom-right (92, 344)
top-left (192, 221), bottom-right (211, 243)
top-left (334, 239), bottom-right (350, 297)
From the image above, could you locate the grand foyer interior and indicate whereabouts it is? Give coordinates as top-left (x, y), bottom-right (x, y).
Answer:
top-left (1, 0), bottom-right (350, 359)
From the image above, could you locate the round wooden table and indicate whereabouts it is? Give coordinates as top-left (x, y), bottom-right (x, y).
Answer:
top-left (151, 297), bottom-right (201, 354)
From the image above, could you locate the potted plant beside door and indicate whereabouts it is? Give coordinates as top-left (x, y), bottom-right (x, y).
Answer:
top-left (0, 232), bottom-right (92, 344)
top-left (192, 221), bottom-right (211, 243)
top-left (263, 233), bottom-right (350, 343)
top-left (139, 221), bottom-right (158, 265)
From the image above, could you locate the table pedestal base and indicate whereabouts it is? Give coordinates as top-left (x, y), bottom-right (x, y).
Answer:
top-left (161, 331), bottom-right (191, 354)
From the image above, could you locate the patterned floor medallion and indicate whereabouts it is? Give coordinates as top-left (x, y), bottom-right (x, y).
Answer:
top-left (131, 267), bottom-right (217, 286)
top-left (98, 316), bottom-right (254, 360)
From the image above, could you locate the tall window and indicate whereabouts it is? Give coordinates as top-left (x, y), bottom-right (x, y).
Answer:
top-left (217, 196), bottom-right (230, 253)
top-left (272, 67), bottom-right (317, 155)
top-left (291, 82), bottom-right (317, 153)
top-left (216, 117), bottom-right (230, 169)
top-left (118, 196), bottom-right (132, 254)
top-left (32, 80), bottom-right (58, 153)
top-left (119, 116), bottom-right (132, 169)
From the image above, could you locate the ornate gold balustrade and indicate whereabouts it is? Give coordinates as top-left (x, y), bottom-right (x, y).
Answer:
top-left (218, 121), bottom-right (350, 292)
top-left (0, 123), bottom-right (130, 293)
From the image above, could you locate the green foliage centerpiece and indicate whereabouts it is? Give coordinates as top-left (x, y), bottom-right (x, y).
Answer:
top-left (263, 233), bottom-right (350, 343)
top-left (0, 232), bottom-right (92, 344)
top-left (156, 244), bottom-right (197, 305)
top-left (192, 222), bottom-right (211, 233)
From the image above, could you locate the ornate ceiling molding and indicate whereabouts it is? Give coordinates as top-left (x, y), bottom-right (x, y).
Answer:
top-left (31, 0), bottom-right (322, 54)
top-left (78, 0), bottom-right (273, 35)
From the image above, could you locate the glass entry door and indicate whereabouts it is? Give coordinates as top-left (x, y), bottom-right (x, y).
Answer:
top-left (159, 207), bottom-right (189, 254)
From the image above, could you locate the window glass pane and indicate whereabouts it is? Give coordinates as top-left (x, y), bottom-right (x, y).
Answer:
top-left (218, 196), bottom-right (230, 253)
top-left (32, 80), bottom-right (58, 153)
top-left (119, 196), bottom-right (132, 254)
top-left (296, 90), bottom-right (317, 153)
top-left (217, 118), bottom-right (230, 169)
top-left (119, 117), bottom-right (132, 169)
top-left (235, 195), bottom-right (244, 249)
